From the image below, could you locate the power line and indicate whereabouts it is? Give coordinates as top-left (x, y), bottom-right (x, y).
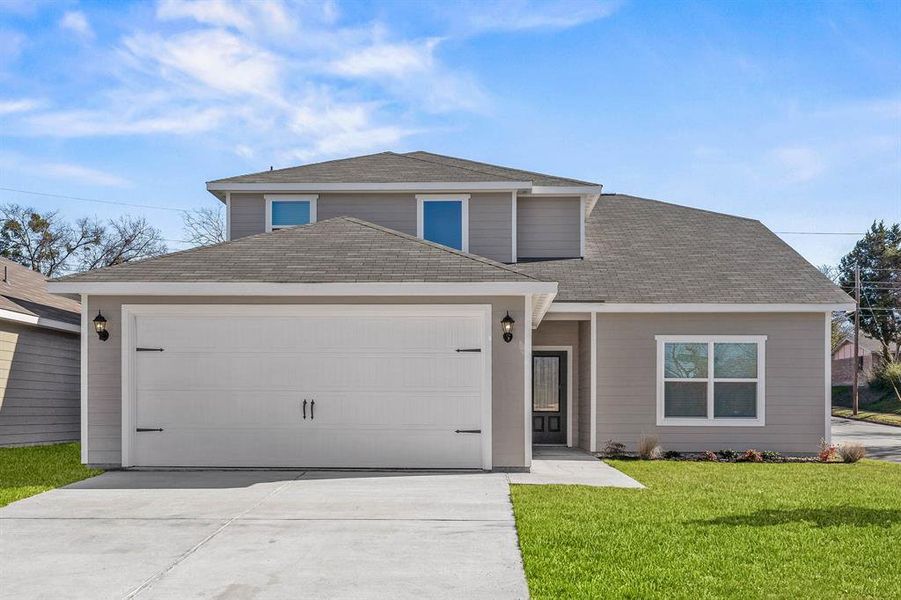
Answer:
top-left (0, 186), bottom-right (188, 213)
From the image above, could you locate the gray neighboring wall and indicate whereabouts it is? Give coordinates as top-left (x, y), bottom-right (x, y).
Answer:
top-left (317, 193), bottom-right (417, 236)
top-left (83, 295), bottom-right (527, 468)
top-left (595, 312), bottom-right (828, 454)
top-left (229, 193), bottom-right (265, 239)
top-left (517, 196), bottom-right (581, 259)
top-left (0, 322), bottom-right (79, 446)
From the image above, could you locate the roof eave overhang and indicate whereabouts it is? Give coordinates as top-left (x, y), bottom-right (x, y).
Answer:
top-left (549, 302), bottom-right (856, 313)
top-left (0, 307), bottom-right (80, 333)
top-left (207, 181), bottom-right (534, 201)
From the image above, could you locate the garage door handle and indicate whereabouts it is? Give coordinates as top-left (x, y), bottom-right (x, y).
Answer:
top-left (302, 399), bottom-right (307, 420)
top-left (454, 429), bottom-right (481, 434)
top-left (136, 428), bottom-right (164, 432)
top-left (310, 400), bottom-right (314, 420)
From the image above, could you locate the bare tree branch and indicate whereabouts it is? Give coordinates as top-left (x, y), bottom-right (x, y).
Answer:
top-left (182, 206), bottom-right (226, 247)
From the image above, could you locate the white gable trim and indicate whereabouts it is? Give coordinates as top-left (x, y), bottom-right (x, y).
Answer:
top-left (0, 307), bottom-right (80, 333)
top-left (209, 182), bottom-right (531, 193)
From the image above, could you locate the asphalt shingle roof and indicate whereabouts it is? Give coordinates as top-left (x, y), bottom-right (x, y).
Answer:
top-left (208, 151), bottom-right (599, 187)
top-left (53, 217), bottom-right (541, 284)
top-left (518, 194), bottom-right (852, 305)
top-left (0, 258), bottom-right (80, 324)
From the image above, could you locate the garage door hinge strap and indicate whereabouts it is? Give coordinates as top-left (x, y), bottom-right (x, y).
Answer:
top-left (455, 348), bottom-right (481, 353)
top-left (136, 347), bottom-right (165, 352)
top-left (136, 428), bottom-right (164, 432)
top-left (454, 429), bottom-right (481, 434)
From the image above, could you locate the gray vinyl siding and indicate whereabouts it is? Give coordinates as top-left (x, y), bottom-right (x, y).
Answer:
top-left (578, 321), bottom-right (591, 451)
top-left (84, 295), bottom-right (527, 468)
top-left (229, 193), bottom-right (265, 239)
top-left (517, 196), bottom-right (581, 259)
top-left (595, 313), bottom-right (828, 454)
top-left (533, 320), bottom-right (582, 449)
top-left (0, 322), bottom-right (79, 447)
top-left (317, 193), bottom-right (416, 235)
top-left (469, 193), bottom-right (513, 263)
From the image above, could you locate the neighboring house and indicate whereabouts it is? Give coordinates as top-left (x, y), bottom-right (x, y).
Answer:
top-left (0, 258), bottom-right (81, 447)
top-left (832, 334), bottom-right (884, 386)
top-left (48, 151), bottom-right (853, 469)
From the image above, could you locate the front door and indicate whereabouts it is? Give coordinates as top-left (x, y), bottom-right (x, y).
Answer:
top-left (532, 351), bottom-right (566, 444)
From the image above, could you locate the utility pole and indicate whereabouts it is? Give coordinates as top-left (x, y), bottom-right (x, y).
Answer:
top-left (852, 265), bottom-right (860, 415)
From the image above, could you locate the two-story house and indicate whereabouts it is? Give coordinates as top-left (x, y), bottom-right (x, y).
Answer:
top-left (49, 151), bottom-right (853, 470)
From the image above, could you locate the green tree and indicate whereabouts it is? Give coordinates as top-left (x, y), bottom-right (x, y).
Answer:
top-left (837, 221), bottom-right (901, 362)
top-left (0, 204), bottom-right (167, 277)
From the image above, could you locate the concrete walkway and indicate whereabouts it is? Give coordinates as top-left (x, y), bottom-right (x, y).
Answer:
top-left (832, 417), bottom-right (901, 462)
top-left (0, 470), bottom-right (528, 599)
top-left (508, 446), bottom-right (644, 488)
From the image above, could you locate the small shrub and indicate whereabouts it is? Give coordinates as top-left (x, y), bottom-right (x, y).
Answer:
top-left (602, 440), bottom-right (627, 457)
top-left (718, 449), bottom-right (738, 461)
top-left (637, 434), bottom-right (662, 460)
top-left (739, 449), bottom-right (764, 463)
top-left (837, 442), bottom-right (866, 463)
top-left (663, 450), bottom-right (682, 459)
top-left (872, 359), bottom-right (901, 391)
top-left (702, 450), bottom-right (719, 462)
top-left (762, 451), bottom-right (783, 463)
top-left (818, 439), bottom-right (837, 462)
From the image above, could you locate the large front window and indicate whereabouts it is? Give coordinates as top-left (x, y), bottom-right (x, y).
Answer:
top-left (265, 195), bottom-right (318, 231)
top-left (416, 194), bottom-right (469, 251)
top-left (656, 335), bottom-right (766, 426)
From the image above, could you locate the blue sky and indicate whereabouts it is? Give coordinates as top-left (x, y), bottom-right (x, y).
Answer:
top-left (0, 0), bottom-right (898, 265)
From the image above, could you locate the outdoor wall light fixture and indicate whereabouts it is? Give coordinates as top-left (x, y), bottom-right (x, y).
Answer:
top-left (93, 311), bottom-right (109, 341)
top-left (501, 311), bottom-right (515, 343)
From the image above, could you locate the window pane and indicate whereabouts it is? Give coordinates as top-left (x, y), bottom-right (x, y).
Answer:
top-left (423, 201), bottom-right (462, 250)
top-left (532, 356), bottom-right (559, 411)
top-left (714, 382), bottom-right (757, 418)
top-left (664, 343), bottom-right (708, 378)
top-left (714, 343), bottom-right (757, 378)
top-left (272, 201), bottom-right (310, 227)
top-left (664, 382), bottom-right (707, 418)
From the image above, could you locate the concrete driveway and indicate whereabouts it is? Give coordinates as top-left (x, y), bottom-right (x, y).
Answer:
top-left (0, 470), bottom-right (528, 599)
top-left (832, 417), bottom-right (901, 462)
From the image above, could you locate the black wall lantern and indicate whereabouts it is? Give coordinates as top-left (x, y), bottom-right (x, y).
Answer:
top-left (501, 311), bottom-right (515, 343)
top-left (92, 311), bottom-right (109, 341)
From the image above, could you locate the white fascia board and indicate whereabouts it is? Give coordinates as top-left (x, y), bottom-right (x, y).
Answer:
top-left (549, 302), bottom-right (855, 313)
top-left (0, 307), bottom-right (80, 333)
top-left (527, 186), bottom-right (602, 196)
top-left (47, 281), bottom-right (559, 297)
top-left (531, 291), bottom-right (557, 327)
top-left (207, 181), bottom-right (531, 193)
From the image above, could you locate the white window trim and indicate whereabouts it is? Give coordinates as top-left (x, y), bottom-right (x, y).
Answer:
top-left (655, 335), bottom-right (767, 427)
top-left (533, 345), bottom-right (574, 447)
top-left (415, 194), bottom-right (470, 252)
top-left (264, 194), bottom-right (318, 232)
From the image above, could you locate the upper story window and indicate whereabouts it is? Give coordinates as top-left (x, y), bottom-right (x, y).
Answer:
top-left (655, 335), bottom-right (766, 427)
top-left (416, 194), bottom-right (469, 252)
top-left (265, 195), bottom-right (318, 232)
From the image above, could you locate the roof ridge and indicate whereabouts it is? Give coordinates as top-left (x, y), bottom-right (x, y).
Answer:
top-left (406, 151), bottom-right (599, 187)
top-left (206, 151), bottom-right (395, 184)
top-left (395, 151), bottom-right (526, 183)
top-left (334, 216), bottom-right (543, 281)
top-left (599, 193), bottom-right (759, 223)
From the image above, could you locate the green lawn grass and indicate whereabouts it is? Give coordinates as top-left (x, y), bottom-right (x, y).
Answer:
top-left (833, 385), bottom-right (901, 427)
top-left (511, 460), bottom-right (901, 599)
top-left (0, 443), bottom-right (101, 508)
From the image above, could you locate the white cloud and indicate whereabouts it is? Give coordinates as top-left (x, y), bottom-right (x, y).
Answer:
top-left (60, 11), bottom-right (95, 40)
top-left (330, 39), bottom-right (439, 79)
top-left (123, 30), bottom-right (280, 97)
top-left (460, 0), bottom-right (620, 33)
top-left (770, 146), bottom-right (826, 184)
top-left (156, 0), bottom-right (253, 31)
top-left (24, 106), bottom-right (226, 137)
top-left (0, 98), bottom-right (42, 115)
top-left (0, 29), bottom-right (26, 64)
top-left (0, 152), bottom-right (130, 187)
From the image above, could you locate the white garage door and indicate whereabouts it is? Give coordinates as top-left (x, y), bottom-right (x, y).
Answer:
top-left (124, 305), bottom-right (489, 469)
